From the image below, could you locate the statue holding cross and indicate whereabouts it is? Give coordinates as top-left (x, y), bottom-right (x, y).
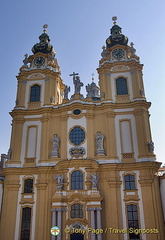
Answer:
top-left (70, 72), bottom-right (84, 94)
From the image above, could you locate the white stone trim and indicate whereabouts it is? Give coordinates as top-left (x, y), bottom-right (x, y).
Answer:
top-left (115, 114), bottom-right (139, 162)
top-left (114, 108), bottom-right (134, 112)
top-left (87, 201), bottom-right (101, 205)
top-left (96, 159), bottom-right (119, 164)
top-left (25, 80), bottom-right (45, 108)
top-left (67, 116), bottom-right (87, 159)
top-left (120, 170), bottom-right (146, 240)
top-left (24, 115), bottom-right (42, 119)
top-left (111, 72), bottom-right (133, 102)
top-left (20, 121), bottom-right (41, 166)
top-left (14, 175), bottom-right (37, 240)
top-left (136, 157), bottom-right (156, 162)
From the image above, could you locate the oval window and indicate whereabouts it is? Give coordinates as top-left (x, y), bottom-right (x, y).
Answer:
top-left (73, 109), bottom-right (81, 115)
top-left (69, 126), bottom-right (85, 145)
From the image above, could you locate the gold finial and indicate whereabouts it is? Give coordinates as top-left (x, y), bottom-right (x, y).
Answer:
top-left (92, 73), bottom-right (95, 82)
top-left (112, 16), bottom-right (117, 25)
top-left (43, 24), bottom-right (48, 33)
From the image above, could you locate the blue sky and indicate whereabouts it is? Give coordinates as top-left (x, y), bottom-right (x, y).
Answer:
top-left (0, 0), bottom-right (165, 165)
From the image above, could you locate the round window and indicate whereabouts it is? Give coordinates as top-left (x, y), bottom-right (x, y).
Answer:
top-left (69, 126), bottom-right (85, 146)
top-left (73, 109), bottom-right (81, 115)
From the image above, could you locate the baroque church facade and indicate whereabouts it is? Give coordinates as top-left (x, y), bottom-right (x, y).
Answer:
top-left (0, 19), bottom-right (165, 240)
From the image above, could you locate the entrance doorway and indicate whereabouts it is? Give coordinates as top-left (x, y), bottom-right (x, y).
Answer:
top-left (70, 233), bottom-right (84, 240)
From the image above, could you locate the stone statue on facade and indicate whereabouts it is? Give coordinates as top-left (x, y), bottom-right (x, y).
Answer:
top-left (147, 141), bottom-right (154, 153)
top-left (86, 82), bottom-right (100, 99)
top-left (23, 54), bottom-right (29, 66)
top-left (96, 131), bottom-right (105, 155)
top-left (86, 84), bottom-right (92, 97)
top-left (74, 76), bottom-right (84, 94)
top-left (130, 42), bottom-right (136, 57)
top-left (101, 92), bottom-right (105, 100)
top-left (101, 46), bottom-right (107, 58)
top-left (7, 148), bottom-right (12, 161)
top-left (64, 85), bottom-right (70, 99)
top-left (50, 96), bottom-right (55, 104)
top-left (70, 72), bottom-right (84, 99)
top-left (51, 134), bottom-right (59, 157)
top-left (90, 174), bottom-right (99, 189)
top-left (54, 174), bottom-right (63, 190)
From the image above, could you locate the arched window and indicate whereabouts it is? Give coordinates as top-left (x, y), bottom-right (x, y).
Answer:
top-left (24, 179), bottom-right (33, 193)
top-left (124, 175), bottom-right (135, 190)
top-left (30, 84), bottom-right (41, 102)
top-left (116, 77), bottom-right (128, 95)
top-left (20, 207), bottom-right (31, 240)
top-left (127, 204), bottom-right (140, 239)
top-left (71, 170), bottom-right (83, 190)
top-left (71, 204), bottom-right (83, 219)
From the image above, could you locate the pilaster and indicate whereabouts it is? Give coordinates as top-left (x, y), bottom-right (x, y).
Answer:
top-left (86, 111), bottom-right (95, 158)
top-left (130, 70), bottom-right (140, 99)
top-left (35, 176), bottom-right (48, 240)
top-left (40, 115), bottom-right (49, 160)
top-left (0, 177), bottom-right (20, 240)
top-left (98, 67), bottom-right (112, 100)
top-left (105, 111), bottom-right (117, 159)
top-left (60, 113), bottom-right (68, 159)
top-left (10, 116), bottom-right (24, 162)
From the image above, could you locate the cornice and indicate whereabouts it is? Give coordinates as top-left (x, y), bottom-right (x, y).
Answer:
top-left (17, 67), bottom-right (61, 80)
top-left (10, 99), bottom-right (151, 119)
top-left (98, 58), bottom-right (143, 72)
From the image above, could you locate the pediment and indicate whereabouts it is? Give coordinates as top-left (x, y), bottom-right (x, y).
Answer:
top-left (111, 65), bottom-right (130, 72)
top-left (27, 73), bottom-right (46, 79)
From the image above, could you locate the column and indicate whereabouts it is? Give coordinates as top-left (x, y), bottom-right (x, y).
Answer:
top-left (96, 208), bottom-right (102, 240)
top-left (57, 210), bottom-right (62, 240)
top-left (51, 209), bottom-right (57, 240)
top-left (87, 208), bottom-right (96, 240)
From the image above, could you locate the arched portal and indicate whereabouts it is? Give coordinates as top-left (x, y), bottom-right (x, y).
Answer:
top-left (70, 233), bottom-right (84, 240)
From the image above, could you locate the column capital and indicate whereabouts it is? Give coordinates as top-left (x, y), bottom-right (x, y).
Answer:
top-left (51, 208), bottom-right (67, 212)
top-left (96, 207), bottom-right (102, 211)
top-left (106, 73), bottom-right (111, 76)
top-left (130, 70), bottom-right (136, 74)
top-left (87, 207), bottom-right (96, 211)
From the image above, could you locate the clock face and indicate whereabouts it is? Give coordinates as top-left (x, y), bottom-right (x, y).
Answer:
top-left (34, 56), bottom-right (45, 66)
top-left (112, 48), bottom-right (124, 59)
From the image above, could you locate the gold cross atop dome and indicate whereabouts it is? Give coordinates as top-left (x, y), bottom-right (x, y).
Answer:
top-left (112, 16), bottom-right (117, 25)
top-left (43, 24), bottom-right (48, 33)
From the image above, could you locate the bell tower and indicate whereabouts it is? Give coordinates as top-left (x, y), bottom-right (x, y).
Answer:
top-left (97, 17), bottom-right (154, 163)
top-left (7, 25), bottom-right (65, 166)
top-left (16, 24), bottom-right (64, 110)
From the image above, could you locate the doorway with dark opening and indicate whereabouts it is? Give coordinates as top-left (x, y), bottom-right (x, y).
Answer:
top-left (70, 232), bottom-right (84, 240)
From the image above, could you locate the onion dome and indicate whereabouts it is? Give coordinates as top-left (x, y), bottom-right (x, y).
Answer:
top-left (32, 24), bottom-right (55, 55)
top-left (106, 17), bottom-right (128, 48)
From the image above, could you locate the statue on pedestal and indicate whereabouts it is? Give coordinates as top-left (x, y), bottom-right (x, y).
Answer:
top-left (147, 141), bottom-right (154, 153)
top-left (90, 174), bottom-right (99, 189)
top-left (96, 131), bottom-right (105, 155)
top-left (51, 134), bottom-right (59, 157)
top-left (54, 174), bottom-right (63, 190)
top-left (64, 85), bottom-right (70, 99)
top-left (7, 148), bottom-right (12, 160)
top-left (70, 72), bottom-right (84, 95)
top-left (74, 76), bottom-right (83, 94)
